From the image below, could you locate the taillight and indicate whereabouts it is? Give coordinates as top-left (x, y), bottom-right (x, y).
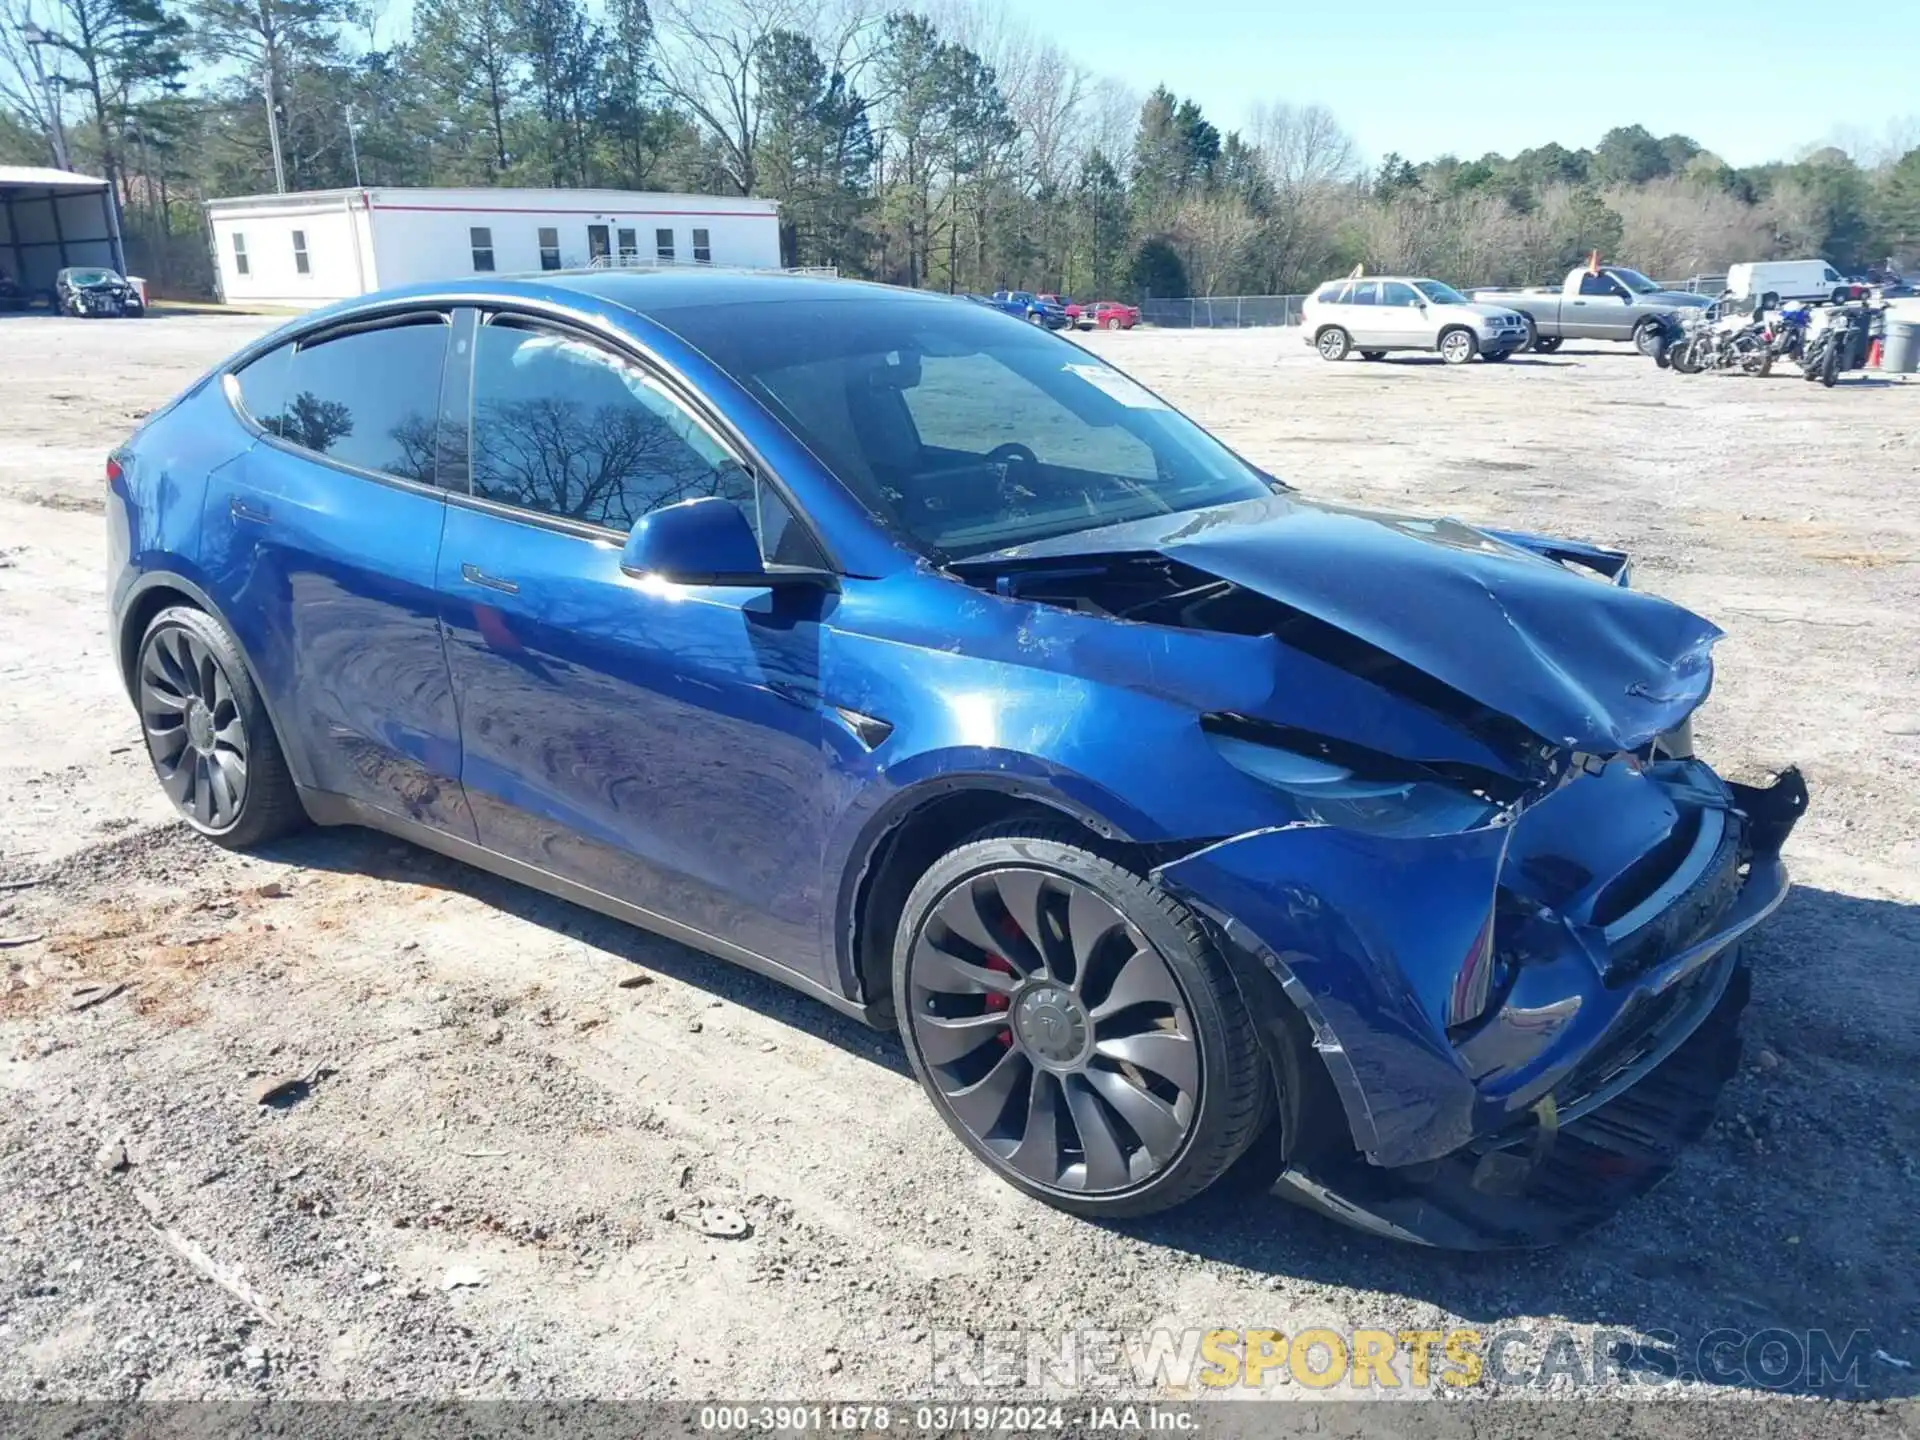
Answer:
top-left (106, 457), bottom-right (123, 486)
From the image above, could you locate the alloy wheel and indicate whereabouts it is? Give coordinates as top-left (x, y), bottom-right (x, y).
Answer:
top-left (139, 624), bottom-right (250, 830)
top-left (1441, 330), bottom-right (1474, 364)
top-left (906, 867), bottom-right (1201, 1194)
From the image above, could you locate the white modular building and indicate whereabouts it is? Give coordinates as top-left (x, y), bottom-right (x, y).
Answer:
top-left (203, 186), bottom-right (785, 308)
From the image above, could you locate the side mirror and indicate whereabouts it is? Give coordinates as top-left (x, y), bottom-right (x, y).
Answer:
top-left (621, 496), bottom-right (833, 589)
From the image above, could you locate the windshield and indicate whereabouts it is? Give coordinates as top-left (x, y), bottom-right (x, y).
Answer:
top-left (1412, 279), bottom-right (1468, 304)
top-left (1610, 269), bottom-right (1659, 293)
top-left (658, 294), bottom-right (1274, 558)
top-left (66, 268), bottom-right (118, 285)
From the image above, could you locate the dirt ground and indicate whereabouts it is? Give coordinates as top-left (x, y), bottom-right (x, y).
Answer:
top-left (1, 312), bottom-right (1917, 1419)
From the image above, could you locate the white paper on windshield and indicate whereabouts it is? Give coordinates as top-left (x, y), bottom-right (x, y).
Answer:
top-left (1062, 362), bottom-right (1167, 409)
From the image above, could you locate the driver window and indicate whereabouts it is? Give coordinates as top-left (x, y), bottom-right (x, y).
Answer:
top-left (1380, 281), bottom-right (1419, 307)
top-left (470, 318), bottom-right (810, 559)
top-left (1578, 272), bottom-right (1617, 297)
top-left (899, 353), bottom-right (1155, 478)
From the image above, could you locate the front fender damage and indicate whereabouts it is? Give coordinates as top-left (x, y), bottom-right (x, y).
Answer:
top-left (1153, 821), bottom-right (1512, 1170)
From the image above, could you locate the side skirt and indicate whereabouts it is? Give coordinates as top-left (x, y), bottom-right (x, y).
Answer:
top-left (297, 786), bottom-right (881, 1029)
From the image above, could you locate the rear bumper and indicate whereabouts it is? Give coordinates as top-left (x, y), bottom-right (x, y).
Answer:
top-left (1153, 762), bottom-right (1805, 1243)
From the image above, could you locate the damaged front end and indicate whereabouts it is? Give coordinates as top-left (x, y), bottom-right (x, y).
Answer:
top-left (951, 495), bottom-right (1809, 1248)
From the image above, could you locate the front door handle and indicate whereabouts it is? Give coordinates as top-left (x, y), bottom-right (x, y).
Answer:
top-left (230, 497), bottom-right (271, 524)
top-left (460, 562), bottom-right (519, 595)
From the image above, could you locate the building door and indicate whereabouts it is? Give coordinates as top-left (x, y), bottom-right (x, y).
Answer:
top-left (586, 225), bottom-right (610, 264)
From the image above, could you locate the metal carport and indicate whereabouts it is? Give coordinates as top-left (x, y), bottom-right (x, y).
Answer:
top-left (0, 166), bottom-right (126, 306)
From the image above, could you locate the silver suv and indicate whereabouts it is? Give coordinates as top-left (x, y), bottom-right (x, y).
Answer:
top-left (1302, 276), bottom-right (1528, 364)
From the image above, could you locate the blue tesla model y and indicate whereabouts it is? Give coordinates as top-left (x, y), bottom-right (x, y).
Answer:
top-left (107, 273), bottom-right (1805, 1247)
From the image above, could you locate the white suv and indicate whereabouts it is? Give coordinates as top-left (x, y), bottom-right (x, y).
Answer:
top-left (1302, 276), bottom-right (1529, 364)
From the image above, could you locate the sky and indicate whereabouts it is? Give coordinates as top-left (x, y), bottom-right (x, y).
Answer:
top-left (1007, 0), bottom-right (1919, 169)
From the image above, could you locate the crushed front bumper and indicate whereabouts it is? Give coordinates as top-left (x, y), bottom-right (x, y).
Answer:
top-left (1155, 762), bottom-right (1807, 1248)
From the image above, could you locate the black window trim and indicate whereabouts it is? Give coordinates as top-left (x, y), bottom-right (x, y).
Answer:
top-left (223, 308), bottom-right (457, 499)
top-left (448, 306), bottom-right (838, 569)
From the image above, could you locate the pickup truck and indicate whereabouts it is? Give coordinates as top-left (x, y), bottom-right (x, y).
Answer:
top-left (1471, 266), bottom-right (1712, 355)
top-left (983, 290), bottom-right (1070, 329)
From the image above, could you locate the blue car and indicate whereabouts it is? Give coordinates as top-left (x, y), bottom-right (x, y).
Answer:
top-left (108, 273), bottom-right (1805, 1247)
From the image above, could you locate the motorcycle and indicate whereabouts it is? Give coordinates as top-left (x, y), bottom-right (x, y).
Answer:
top-left (1667, 302), bottom-right (1769, 375)
top-left (1799, 303), bottom-right (1871, 387)
top-left (1752, 303), bottom-right (1811, 377)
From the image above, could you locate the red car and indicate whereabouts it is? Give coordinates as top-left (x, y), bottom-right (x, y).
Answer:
top-left (1083, 301), bottom-right (1139, 331)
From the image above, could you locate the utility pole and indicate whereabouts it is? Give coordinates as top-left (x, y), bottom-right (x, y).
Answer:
top-left (343, 104), bottom-right (362, 187)
top-left (262, 62), bottom-right (287, 193)
top-left (20, 25), bottom-right (72, 172)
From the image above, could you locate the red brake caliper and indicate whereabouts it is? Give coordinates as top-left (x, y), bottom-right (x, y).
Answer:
top-left (984, 954), bottom-right (1015, 1046)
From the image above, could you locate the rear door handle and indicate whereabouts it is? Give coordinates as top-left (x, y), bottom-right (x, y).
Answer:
top-left (230, 497), bottom-right (271, 524)
top-left (460, 562), bottom-right (519, 595)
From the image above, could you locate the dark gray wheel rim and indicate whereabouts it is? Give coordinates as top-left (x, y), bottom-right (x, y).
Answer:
top-left (139, 626), bottom-right (248, 830)
top-left (908, 867), bottom-right (1199, 1195)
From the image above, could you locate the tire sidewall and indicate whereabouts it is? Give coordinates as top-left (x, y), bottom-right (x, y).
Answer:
top-left (1439, 328), bottom-right (1475, 364)
top-left (891, 831), bottom-right (1248, 1215)
top-left (1316, 326), bottom-right (1350, 361)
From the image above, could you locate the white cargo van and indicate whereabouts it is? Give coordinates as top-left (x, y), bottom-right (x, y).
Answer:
top-left (1726, 260), bottom-right (1852, 307)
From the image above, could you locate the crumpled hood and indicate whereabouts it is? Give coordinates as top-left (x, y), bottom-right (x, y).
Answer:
top-left (962, 495), bottom-right (1722, 755)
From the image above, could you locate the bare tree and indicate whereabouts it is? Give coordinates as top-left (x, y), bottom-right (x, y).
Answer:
top-left (1248, 100), bottom-right (1358, 197)
top-left (650, 0), bottom-right (872, 195)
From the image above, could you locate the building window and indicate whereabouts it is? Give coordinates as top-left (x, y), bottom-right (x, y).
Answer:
top-left (692, 228), bottom-right (711, 265)
top-left (232, 232), bottom-right (250, 277)
top-left (291, 229), bottom-right (310, 275)
top-left (537, 227), bottom-right (560, 271)
top-left (470, 226), bottom-right (496, 273)
top-left (655, 227), bottom-right (675, 264)
top-left (617, 227), bottom-right (637, 265)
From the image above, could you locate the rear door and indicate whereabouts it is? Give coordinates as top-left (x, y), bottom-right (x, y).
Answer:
top-left (204, 310), bottom-right (473, 836)
top-left (1344, 280), bottom-right (1387, 345)
top-left (434, 312), bottom-right (845, 983)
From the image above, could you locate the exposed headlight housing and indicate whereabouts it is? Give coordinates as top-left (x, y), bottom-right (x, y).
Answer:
top-left (1204, 721), bottom-right (1507, 838)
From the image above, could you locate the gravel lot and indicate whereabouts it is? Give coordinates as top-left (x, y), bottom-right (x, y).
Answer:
top-left (1, 312), bottom-right (1916, 1422)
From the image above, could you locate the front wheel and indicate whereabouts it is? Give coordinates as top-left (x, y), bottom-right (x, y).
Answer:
top-left (1438, 328), bottom-right (1476, 365)
top-left (1315, 326), bottom-right (1351, 361)
top-left (1633, 320), bottom-right (1664, 357)
top-left (1482, 349), bottom-right (1513, 363)
top-left (1359, 350), bottom-right (1385, 361)
top-left (1531, 335), bottom-right (1563, 354)
top-left (894, 823), bottom-right (1269, 1219)
top-left (135, 606), bottom-right (308, 848)
top-left (1820, 345), bottom-right (1841, 387)
top-left (1104, 317), bottom-right (1121, 331)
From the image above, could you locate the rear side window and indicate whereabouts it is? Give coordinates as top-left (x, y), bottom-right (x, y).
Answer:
top-left (1348, 281), bottom-right (1380, 306)
top-left (470, 319), bottom-right (762, 535)
top-left (232, 344), bottom-right (293, 426)
top-left (263, 319), bottom-right (449, 482)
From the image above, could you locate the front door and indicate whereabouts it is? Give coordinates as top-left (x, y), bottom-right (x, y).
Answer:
top-left (435, 312), bottom-right (844, 982)
top-left (1378, 280), bottom-right (1429, 346)
top-left (587, 225), bottom-right (610, 264)
top-left (1571, 270), bottom-right (1631, 338)
top-left (203, 311), bottom-right (473, 836)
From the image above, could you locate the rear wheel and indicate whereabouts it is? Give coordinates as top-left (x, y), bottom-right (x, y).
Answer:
top-left (1438, 328), bottom-right (1476, 365)
top-left (1315, 326), bottom-right (1351, 361)
top-left (1518, 315), bottom-right (1540, 352)
top-left (135, 606), bottom-right (307, 848)
top-left (894, 823), bottom-right (1267, 1218)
